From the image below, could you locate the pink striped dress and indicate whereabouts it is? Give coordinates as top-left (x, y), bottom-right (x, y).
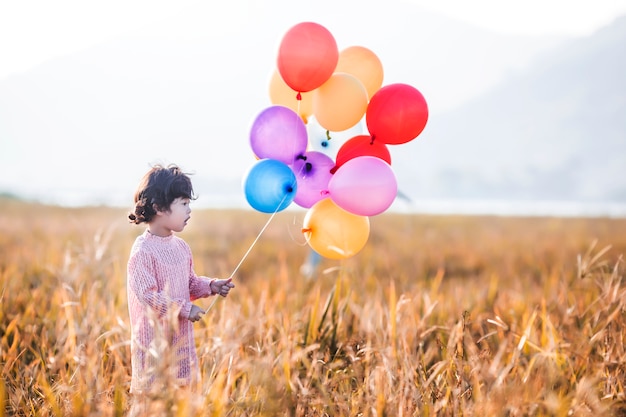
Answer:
top-left (127, 229), bottom-right (215, 392)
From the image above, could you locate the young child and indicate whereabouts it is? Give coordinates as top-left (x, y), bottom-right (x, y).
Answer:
top-left (126, 164), bottom-right (234, 396)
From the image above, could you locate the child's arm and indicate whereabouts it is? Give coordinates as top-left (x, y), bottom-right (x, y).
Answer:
top-left (184, 242), bottom-right (235, 300)
top-left (188, 272), bottom-right (214, 300)
top-left (187, 255), bottom-right (234, 300)
top-left (189, 274), bottom-right (235, 299)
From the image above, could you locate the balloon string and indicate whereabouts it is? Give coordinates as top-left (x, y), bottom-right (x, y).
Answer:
top-left (203, 163), bottom-right (303, 315)
top-left (230, 208), bottom-right (281, 280)
top-left (203, 208), bottom-right (280, 314)
top-left (205, 101), bottom-right (306, 316)
top-left (296, 93), bottom-right (304, 124)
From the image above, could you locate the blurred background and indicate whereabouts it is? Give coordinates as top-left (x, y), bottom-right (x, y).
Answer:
top-left (1, 0), bottom-right (625, 216)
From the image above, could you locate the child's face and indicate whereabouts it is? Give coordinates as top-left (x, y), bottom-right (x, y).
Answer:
top-left (152, 197), bottom-right (192, 235)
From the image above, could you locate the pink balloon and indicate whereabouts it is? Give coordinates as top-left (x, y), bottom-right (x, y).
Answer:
top-left (328, 156), bottom-right (397, 216)
top-left (291, 151), bottom-right (334, 208)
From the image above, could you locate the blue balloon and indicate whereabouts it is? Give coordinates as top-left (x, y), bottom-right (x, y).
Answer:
top-left (243, 159), bottom-right (297, 213)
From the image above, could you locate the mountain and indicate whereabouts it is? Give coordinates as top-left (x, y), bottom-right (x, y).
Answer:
top-left (393, 14), bottom-right (626, 203)
top-left (0, 0), bottom-right (578, 207)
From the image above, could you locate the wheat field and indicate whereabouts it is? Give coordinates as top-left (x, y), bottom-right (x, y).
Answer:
top-left (1, 197), bottom-right (625, 416)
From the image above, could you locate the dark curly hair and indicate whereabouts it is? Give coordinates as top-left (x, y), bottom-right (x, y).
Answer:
top-left (128, 164), bottom-right (196, 225)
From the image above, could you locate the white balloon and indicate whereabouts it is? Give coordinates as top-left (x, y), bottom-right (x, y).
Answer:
top-left (306, 115), bottom-right (366, 160)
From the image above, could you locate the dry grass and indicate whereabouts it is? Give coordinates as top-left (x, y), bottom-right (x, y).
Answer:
top-left (1, 197), bottom-right (626, 416)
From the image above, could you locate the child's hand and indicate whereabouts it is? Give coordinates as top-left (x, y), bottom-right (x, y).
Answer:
top-left (188, 304), bottom-right (205, 322)
top-left (211, 278), bottom-right (235, 297)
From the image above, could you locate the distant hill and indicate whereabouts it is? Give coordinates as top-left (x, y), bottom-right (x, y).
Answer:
top-left (394, 14), bottom-right (626, 203)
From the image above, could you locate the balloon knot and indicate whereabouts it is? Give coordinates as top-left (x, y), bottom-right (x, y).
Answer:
top-left (305, 162), bottom-right (312, 172)
top-left (297, 154), bottom-right (307, 161)
top-left (370, 135), bottom-right (375, 145)
top-left (301, 228), bottom-right (311, 233)
top-left (326, 130), bottom-right (332, 141)
top-left (296, 92), bottom-right (302, 100)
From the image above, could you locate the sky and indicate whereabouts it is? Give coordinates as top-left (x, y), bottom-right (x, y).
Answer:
top-left (1, 0), bottom-right (626, 214)
top-left (2, 0), bottom-right (626, 80)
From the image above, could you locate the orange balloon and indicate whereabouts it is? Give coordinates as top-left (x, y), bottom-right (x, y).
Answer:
top-left (268, 69), bottom-right (313, 122)
top-left (313, 72), bottom-right (368, 132)
top-left (302, 198), bottom-right (370, 260)
top-left (336, 46), bottom-right (384, 99)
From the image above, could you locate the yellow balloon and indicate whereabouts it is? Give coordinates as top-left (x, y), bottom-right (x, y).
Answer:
top-left (313, 72), bottom-right (368, 132)
top-left (336, 46), bottom-right (384, 99)
top-left (302, 198), bottom-right (370, 260)
top-left (268, 69), bottom-right (313, 122)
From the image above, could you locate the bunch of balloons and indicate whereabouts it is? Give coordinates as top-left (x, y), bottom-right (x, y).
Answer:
top-left (243, 21), bottom-right (428, 260)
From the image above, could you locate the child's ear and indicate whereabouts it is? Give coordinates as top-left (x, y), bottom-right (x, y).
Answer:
top-left (153, 203), bottom-right (163, 215)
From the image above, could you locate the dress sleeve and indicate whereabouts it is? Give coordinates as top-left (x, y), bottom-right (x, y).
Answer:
top-left (128, 249), bottom-right (192, 320)
top-left (188, 258), bottom-right (215, 301)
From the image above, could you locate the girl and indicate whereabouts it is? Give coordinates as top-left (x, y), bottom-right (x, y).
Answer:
top-left (126, 164), bottom-right (234, 397)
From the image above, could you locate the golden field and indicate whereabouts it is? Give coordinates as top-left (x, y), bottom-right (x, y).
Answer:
top-left (1, 197), bottom-right (626, 416)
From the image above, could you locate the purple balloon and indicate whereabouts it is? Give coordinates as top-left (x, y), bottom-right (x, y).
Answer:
top-left (328, 156), bottom-right (397, 216)
top-left (250, 105), bottom-right (308, 165)
top-left (291, 151), bottom-right (335, 208)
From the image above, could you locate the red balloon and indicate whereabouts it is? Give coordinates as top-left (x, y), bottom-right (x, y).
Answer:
top-left (366, 83), bottom-right (428, 145)
top-left (277, 22), bottom-right (338, 93)
top-left (332, 135), bottom-right (391, 173)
